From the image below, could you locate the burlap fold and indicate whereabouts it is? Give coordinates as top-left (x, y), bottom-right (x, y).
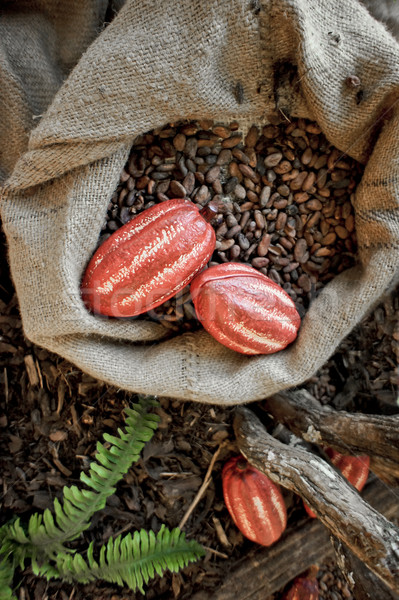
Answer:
top-left (1, 0), bottom-right (399, 404)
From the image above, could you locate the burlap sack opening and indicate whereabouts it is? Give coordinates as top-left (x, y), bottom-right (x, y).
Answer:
top-left (1, 0), bottom-right (399, 405)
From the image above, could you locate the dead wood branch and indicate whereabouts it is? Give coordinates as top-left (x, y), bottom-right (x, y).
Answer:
top-left (234, 407), bottom-right (399, 594)
top-left (262, 389), bottom-right (399, 465)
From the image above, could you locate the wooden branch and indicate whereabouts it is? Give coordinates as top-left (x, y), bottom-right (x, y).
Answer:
top-left (370, 456), bottom-right (399, 487)
top-left (331, 536), bottom-right (399, 600)
top-left (234, 407), bottom-right (399, 594)
top-left (191, 477), bottom-right (399, 600)
top-left (263, 389), bottom-right (399, 464)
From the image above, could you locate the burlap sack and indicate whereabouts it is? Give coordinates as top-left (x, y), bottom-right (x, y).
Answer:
top-left (1, 0), bottom-right (399, 404)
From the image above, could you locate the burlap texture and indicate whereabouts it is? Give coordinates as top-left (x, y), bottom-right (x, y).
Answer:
top-left (1, 0), bottom-right (399, 404)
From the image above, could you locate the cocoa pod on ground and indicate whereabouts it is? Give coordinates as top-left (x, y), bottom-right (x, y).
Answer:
top-left (222, 454), bottom-right (287, 546)
top-left (283, 572), bottom-right (319, 600)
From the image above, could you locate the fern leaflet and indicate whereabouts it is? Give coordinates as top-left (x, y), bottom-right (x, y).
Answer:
top-left (52, 526), bottom-right (205, 593)
top-left (0, 557), bottom-right (15, 600)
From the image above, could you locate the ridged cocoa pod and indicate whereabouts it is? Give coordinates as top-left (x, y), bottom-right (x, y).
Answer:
top-left (81, 198), bottom-right (216, 317)
top-left (222, 455), bottom-right (287, 546)
top-left (304, 448), bottom-right (370, 518)
top-left (283, 574), bottom-right (319, 600)
top-left (190, 263), bottom-right (301, 355)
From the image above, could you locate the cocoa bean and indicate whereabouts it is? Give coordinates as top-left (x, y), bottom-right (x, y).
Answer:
top-left (213, 125), bottom-right (231, 139)
top-left (245, 125), bottom-right (259, 148)
top-left (294, 238), bottom-right (309, 263)
top-left (274, 160), bottom-right (292, 175)
top-left (234, 184), bottom-right (247, 200)
top-left (219, 238), bottom-right (235, 251)
top-left (306, 211), bottom-right (321, 229)
top-left (226, 224), bottom-right (242, 239)
top-left (185, 137), bottom-right (198, 159)
top-left (274, 198), bottom-right (288, 209)
top-left (226, 214), bottom-right (238, 228)
top-left (234, 233), bottom-right (248, 251)
top-left (276, 212), bottom-right (288, 231)
top-left (216, 148), bottom-right (232, 165)
top-left (335, 225), bottom-right (350, 239)
top-left (205, 166), bottom-right (221, 184)
top-left (238, 163), bottom-right (259, 182)
top-left (195, 185), bottom-right (210, 205)
top-left (254, 210), bottom-right (265, 230)
top-left (251, 257), bottom-right (270, 269)
top-left (290, 172), bottom-right (308, 191)
top-left (230, 244), bottom-right (241, 259)
top-left (222, 134), bottom-right (243, 148)
top-left (169, 180), bottom-right (186, 198)
top-left (301, 147), bottom-right (313, 165)
top-left (321, 232), bottom-right (337, 245)
top-left (232, 148), bottom-right (250, 164)
top-left (183, 172), bottom-right (195, 195)
top-left (297, 273), bottom-right (311, 292)
top-left (302, 171), bottom-right (316, 191)
top-left (345, 214), bottom-right (355, 232)
top-left (277, 184), bottom-right (290, 197)
top-left (239, 211), bottom-right (251, 228)
top-left (257, 233), bottom-right (272, 256)
top-left (306, 198), bottom-right (323, 211)
top-left (259, 186), bottom-right (272, 207)
top-left (246, 191), bottom-right (258, 204)
top-left (264, 152), bottom-right (283, 167)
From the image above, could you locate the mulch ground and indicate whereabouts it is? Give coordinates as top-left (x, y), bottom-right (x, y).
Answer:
top-left (0, 222), bottom-right (398, 600)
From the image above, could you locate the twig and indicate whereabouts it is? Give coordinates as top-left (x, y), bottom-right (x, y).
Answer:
top-left (202, 545), bottom-right (229, 559)
top-left (70, 404), bottom-right (83, 437)
top-left (178, 444), bottom-right (223, 530)
top-left (4, 367), bottom-right (8, 403)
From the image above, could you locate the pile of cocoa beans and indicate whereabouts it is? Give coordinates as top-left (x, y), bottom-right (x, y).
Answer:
top-left (101, 118), bottom-right (363, 329)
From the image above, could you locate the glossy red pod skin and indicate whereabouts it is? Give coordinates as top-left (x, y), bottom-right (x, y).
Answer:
top-left (304, 448), bottom-right (370, 518)
top-left (283, 574), bottom-right (319, 600)
top-left (222, 455), bottom-right (287, 546)
top-left (81, 198), bottom-right (216, 317)
top-left (190, 263), bottom-right (301, 355)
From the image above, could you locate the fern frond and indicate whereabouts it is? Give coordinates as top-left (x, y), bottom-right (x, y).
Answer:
top-left (0, 557), bottom-right (15, 600)
top-left (54, 526), bottom-right (205, 593)
top-left (4, 396), bottom-right (160, 560)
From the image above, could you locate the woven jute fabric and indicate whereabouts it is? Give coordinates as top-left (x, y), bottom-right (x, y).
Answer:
top-left (1, 0), bottom-right (399, 404)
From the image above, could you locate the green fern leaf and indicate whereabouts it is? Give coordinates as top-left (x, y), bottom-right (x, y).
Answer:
top-left (56, 526), bottom-right (205, 593)
top-left (6, 397), bottom-right (159, 561)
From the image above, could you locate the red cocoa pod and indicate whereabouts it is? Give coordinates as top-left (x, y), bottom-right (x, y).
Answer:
top-left (81, 198), bottom-right (216, 317)
top-left (222, 455), bottom-right (287, 546)
top-left (325, 447), bottom-right (370, 490)
top-left (283, 575), bottom-right (319, 600)
top-left (190, 263), bottom-right (301, 355)
top-left (304, 448), bottom-right (370, 518)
